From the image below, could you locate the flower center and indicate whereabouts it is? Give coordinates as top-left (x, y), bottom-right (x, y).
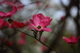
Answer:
top-left (37, 26), bottom-right (41, 29)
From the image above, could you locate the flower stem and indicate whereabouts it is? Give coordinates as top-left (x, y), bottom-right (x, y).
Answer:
top-left (71, 45), bottom-right (76, 53)
top-left (39, 31), bottom-right (43, 41)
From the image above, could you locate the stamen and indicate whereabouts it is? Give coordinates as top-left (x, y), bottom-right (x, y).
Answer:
top-left (37, 26), bottom-right (41, 29)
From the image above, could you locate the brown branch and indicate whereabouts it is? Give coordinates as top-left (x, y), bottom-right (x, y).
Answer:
top-left (45, 0), bottom-right (76, 53)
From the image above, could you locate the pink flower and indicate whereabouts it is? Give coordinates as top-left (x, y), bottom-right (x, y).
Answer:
top-left (61, 16), bottom-right (65, 20)
top-left (41, 46), bottom-right (47, 51)
top-left (0, 19), bottom-right (8, 29)
top-left (35, 1), bottom-right (42, 6)
top-left (63, 36), bottom-right (79, 44)
top-left (41, 37), bottom-right (47, 42)
top-left (0, 6), bottom-right (17, 18)
top-left (0, 0), bottom-right (14, 6)
top-left (6, 41), bottom-right (13, 46)
top-left (8, 21), bottom-right (25, 28)
top-left (0, 38), bottom-right (13, 46)
top-left (25, 21), bottom-right (33, 30)
top-left (20, 33), bottom-right (26, 39)
top-left (13, 21), bottom-right (25, 28)
top-left (30, 13), bottom-right (52, 32)
top-left (18, 38), bottom-right (26, 45)
top-left (0, 0), bottom-right (24, 10)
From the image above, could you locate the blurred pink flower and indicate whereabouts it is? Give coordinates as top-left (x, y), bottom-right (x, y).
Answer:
top-left (41, 37), bottom-right (47, 42)
top-left (41, 46), bottom-right (47, 51)
top-left (18, 38), bottom-right (26, 45)
top-left (6, 41), bottom-right (13, 46)
top-left (0, 6), bottom-right (17, 18)
top-left (63, 36), bottom-right (79, 44)
top-left (35, 1), bottom-right (42, 6)
top-left (0, 0), bottom-right (24, 10)
top-left (8, 21), bottom-right (25, 28)
top-left (20, 33), bottom-right (26, 39)
top-left (13, 21), bottom-right (25, 28)
top-left (25, 21), bottom-right (33, 30)
top-left (0, 19), bottom-right (8, 29)
top-left (61, 16), bottom-right (65, 20)
top-left (30, 13), bottom-right (52, 32)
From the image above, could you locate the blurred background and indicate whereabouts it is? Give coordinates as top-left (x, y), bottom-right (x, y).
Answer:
top-left (0, 0), bottom-right (79, 53)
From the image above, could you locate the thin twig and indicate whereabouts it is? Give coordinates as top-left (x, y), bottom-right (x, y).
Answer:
top-left (15, 28), bottom-right (50, 48)
top-left (11, 23), bottom-right (50, 48)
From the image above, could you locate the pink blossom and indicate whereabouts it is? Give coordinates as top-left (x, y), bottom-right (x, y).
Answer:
top-left (41, 46), bottom-right (47, 51)
top-left (25, 21), bottom-right (32, 29)
top-left (8, 21), bottom-right (25, 28)
top-left (13, 21), bottom-right (25, 28)
top-left (18, 38), bottom-right (26, 45)
top-left (30, 13), bottom-right (52, 32)
top-left (0, 6), bottom-right (17, 18)
top-left (6, 41), bottom-right (13, 46)
top-left (20, 33), bottom-right (26, 39)
top-left (0, 38), bottom-right (13, 46)
top-left (0, 0), bottom-right (24, 10)
top-left (61, 16), bottom-right (65, 20)
top-left (0, 19), bottom-right (8, 29)
top-left (0, 0), bottom-right (14, 5)
top-left (35, 1), bottom-right (42, 6)
top-left (41, 37), bottom-right (47, 42)
top-left (63, 36), bottom-right (79, 44)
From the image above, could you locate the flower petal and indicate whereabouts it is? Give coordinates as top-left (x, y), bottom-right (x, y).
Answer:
top-left (6, 6), bottom-right (17, 17)
top-left (70, 36), bottom-right (78, 43)
top-left (37, 13), bottom-right (44, 19)
top-left (0, 11), bottom-right (6, 18)
top-left (11, 6), bottom-right (17, 14)
top-left (42, 28), bottom-right (52, 32)
top-left (32, 15), bottom-right (41, 26)
top-left (18, 38), bottom-right (26, 45)
top-left (63, 37), bottom-right (71, 44)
